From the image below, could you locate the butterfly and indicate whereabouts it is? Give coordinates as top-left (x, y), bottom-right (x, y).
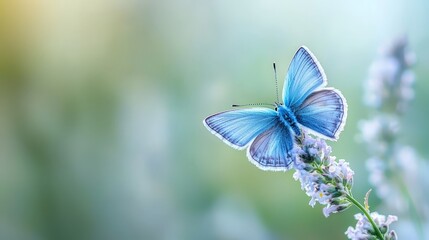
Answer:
top-left (203, 46), bottom-right (347, 171)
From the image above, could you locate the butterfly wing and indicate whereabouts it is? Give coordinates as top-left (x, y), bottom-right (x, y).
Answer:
top-left (283, 46), bottom-right (327, 108)
top-left (295, 88), bottom-right (347, 140)
top-left (203, 108), bottom-right (278, 150)
top-left (247, 122), bottom-right (294, 171)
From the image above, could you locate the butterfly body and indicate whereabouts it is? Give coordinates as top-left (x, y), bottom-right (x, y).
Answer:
top-left (277, 104), bottom-right (301, 136)
top-left (204, 46), bottom-right (347, 171)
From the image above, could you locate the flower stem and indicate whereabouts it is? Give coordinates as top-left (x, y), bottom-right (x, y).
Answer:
top-left (346, 194), bottom-right (384, 240)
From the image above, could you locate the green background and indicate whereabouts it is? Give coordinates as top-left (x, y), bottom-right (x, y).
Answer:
top-left (0, 0), bottom-right (428, 239)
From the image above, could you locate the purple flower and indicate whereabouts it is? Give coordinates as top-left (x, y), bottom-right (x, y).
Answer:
top-left (346, 212), bottom-right (398, 240)
top-left (293, 133), bottom-right (353, 217)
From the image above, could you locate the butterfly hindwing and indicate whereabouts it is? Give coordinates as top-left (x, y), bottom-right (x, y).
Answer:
top-left (283, 46), bottom-right (327, 108)
top-left (203, 108), bottom-right (278, 149)
top-left (295, 88), bottom-right (347, 140)
top-left (247, 122), bottom-right (294, 171)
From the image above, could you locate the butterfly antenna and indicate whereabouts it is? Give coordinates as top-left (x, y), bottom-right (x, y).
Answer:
top-left (232, 103), bottom-right (275, 108)
top-left (273, 62), bottom-right (280, 103)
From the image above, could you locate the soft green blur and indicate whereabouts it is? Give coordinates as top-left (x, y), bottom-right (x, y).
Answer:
top-left (0, 0), bottom-right (428, 239)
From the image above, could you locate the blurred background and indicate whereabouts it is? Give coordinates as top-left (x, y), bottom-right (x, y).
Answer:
top-left (0, 0), bottom-right (428, 239)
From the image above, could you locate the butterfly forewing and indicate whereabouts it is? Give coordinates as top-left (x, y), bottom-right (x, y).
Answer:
top-left (283, 46), bottom-right (327, 109)
top-left (203, 108), bottom-right (278, 149)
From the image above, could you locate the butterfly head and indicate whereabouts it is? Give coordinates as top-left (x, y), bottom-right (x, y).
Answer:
top-left (274, 102), bottom-right (283, 111)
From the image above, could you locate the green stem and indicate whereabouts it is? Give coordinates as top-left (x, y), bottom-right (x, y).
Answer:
top-left (346, 194), bottom-right (384, 240)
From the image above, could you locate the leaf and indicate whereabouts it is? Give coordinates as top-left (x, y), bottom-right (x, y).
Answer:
top-left (364, 189), bottom-right (372, 211)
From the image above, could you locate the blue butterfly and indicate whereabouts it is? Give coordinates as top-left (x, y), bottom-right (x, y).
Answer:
top-left (203, 46), bottom-right (347, 171)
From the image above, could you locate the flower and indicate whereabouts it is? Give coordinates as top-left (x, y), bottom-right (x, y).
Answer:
top-left (358, 115), bottom-right (400, 154)
top-left (359, 36), bottom-right (429, 215)
top-left (364, 36), bottom-right (415, 113)
top-left (358, 37), bottom-right (429, 239)
top-left (293, 132), bottom-right (398, 239)
top-left (293, 133), bottom-right (353, 217)
top-left (345, 212), bottom-right (398, 240)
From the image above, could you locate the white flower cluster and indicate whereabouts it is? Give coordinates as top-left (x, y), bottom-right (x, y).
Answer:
top-left (346, 212), bottom-right (398, 240)
top-left (293, 133), bottom-right (353, 217)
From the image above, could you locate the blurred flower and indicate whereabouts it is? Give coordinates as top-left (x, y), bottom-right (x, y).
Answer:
top-left (364, 36), bottom-right (415, 113)
top-left (358, 115), bottom-right (399, 154)
top-left (345, 212), bottom-right (398, 240)
top-left (365, 156), bottom-right (405, 211)
top-left (293, 133), bottom-right (353, 217)
top-left (359, 36), bottom-right (429, 239)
